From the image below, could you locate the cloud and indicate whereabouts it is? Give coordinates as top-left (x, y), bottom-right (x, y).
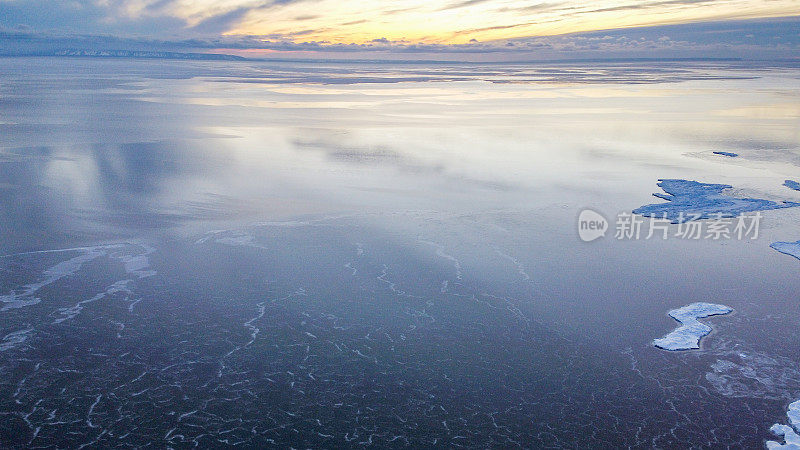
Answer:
top-left (0, 0), bottom-right (187, 35)
top-left (578, 0), bottom-right (720, 15)
top-left (1, 15), bottom-right (798, 62)
top-left (191, 7), bottom-right (253, 34)
top-left (436, 0), bottom-right (494, 12)
top-left (0, 0), bottom-right (798, 49)
top-left (189, 7), bottom-right (255, 34)
top-left (502, 3), bottom-right (567, 14)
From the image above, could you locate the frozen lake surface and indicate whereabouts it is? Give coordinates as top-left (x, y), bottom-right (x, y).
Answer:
top-left (1, 58), bottom-right (800, 448)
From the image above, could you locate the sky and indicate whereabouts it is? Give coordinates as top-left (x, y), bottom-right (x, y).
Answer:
top-left (0, 0), bottom-right (798, 60)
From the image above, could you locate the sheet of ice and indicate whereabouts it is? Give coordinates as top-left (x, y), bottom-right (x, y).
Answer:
top-left (653, 302), bottom-right (733, 351)
top-left (785, 180), bottom-right (800, 192)
top-left (767, 400), bottom-right (800, 449)
top-left (633, 179), bottom-right (800, 223)
top-left (713, 151), bottom-right (739, 157)
top-left (771, 241), bottom-right (800, 261)
top-left (110, 244), bottom-right (157, 278)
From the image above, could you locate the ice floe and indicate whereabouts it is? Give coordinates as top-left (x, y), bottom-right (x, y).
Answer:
top-left (653, 302), bottom-right (733, 351)
top-left (785, 180), bottom-right (800, 192)
top-left (767, 400), bottom-right (800, 449)
top-left (633, 179), bottom-right (800, 223)
top-left (713, 151), bottom-right (739, 157)
top-left (771, 241), bottom-right (800, 262)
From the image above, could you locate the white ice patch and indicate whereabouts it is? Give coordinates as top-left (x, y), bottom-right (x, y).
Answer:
top-left (54, 279), bottom-right (132, 324)
top-left (253, 220), bottom-right (312, 227)
top-left (196, 230), bottom-right (273, 251)
top-left (216, 235), bottom-right (256, 247)
top-left (53, 244), bottom-right (156, 323)
top-left (653, 302), bottom-right (732, 351)
top-left (110, 244), bottom-right (157, 278)
top-left (0, 246), bottom-right (116, 311)
top-left (767, 400), bottom-right (800, 449)
top-left (0, 328), bottom-right (33, 351)
top-left (705, 351), bottom-right (800, 400)
top-left (420, 240), bottom-right (463, 281)
top-left (0, 243), bottom-right (155, 323)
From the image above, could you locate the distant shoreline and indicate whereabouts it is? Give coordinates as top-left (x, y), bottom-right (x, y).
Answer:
top-left (3, 52), bottom-right (800, 68)
top-left (0, 49), bottom-right (247, 61)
